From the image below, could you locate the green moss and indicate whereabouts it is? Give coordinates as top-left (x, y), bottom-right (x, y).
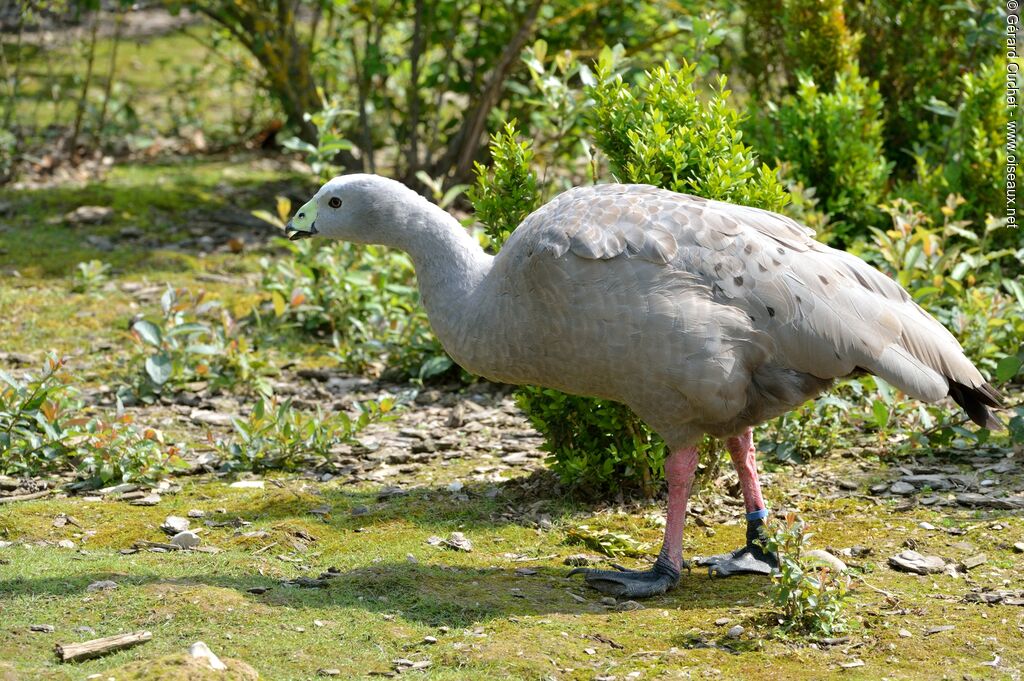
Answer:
top-left (1, 471), bottom-right (1022, 680)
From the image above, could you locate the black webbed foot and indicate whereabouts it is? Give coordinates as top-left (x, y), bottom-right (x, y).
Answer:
top-left (568, 555), bottom-right (682, 598)
top-left (694, 516), bottom-right (778, 577)
top-left (695, 543), bottom-right (778, 577)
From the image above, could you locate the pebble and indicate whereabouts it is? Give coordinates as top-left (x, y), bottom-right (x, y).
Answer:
top-left (30, 624), bottom-right (55, 633)
top-left (805, 549), bottom-right (848, 573)
top-left (918, 522), bottom-right (936, 531)
top-left (319, 670), bottom-right (342, 677)
top-left (422, 636), bottom-right (437, 644)
top-left (229, 480), bottom-right (265, 489)
top-left (188, 641), bottom-right (227, 671)
top-left (187, 509), bottom-right (206, 518)
top-left (86, 580), bottom-right (118, 592)
top-left (898, 629), bottom-right (912, 638)
top-left (57, 539), bottom-right (76, 549)
top-left (890, 481), bottom-right (915, 496)
top-left (130, 493), bottom-right (161, 506)
top-left (162, 516), bottom-right (190, 535)
top-left (726, 625), bottom-right (744, 639)
top-left (170, 531), bottom-right (201, 549)
top-left (714, 617), bottom-right (731, 626)
top-left (1014, 542), bottom-right (1024, 553)
top-left (888, 550), bottom-right (945, 575)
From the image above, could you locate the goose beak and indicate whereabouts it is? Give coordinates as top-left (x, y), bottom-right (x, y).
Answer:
top-left (285, 221), bottom-right (318, 240)
top-left (285, 198), bottom-right (318, 240)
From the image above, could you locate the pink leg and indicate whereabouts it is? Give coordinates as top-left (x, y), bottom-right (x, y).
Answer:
top-left (725, 427), bottom-right (765, 513)
top-left (694, 427), bottom-right (777, 576)
top-left (571, 445), bottom-right (699, 597)
top-left (657, 445), bottom-right (700, 572)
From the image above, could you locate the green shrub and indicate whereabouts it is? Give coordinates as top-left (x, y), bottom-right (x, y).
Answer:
top-left (590, 59), bottom-right (788, 211)
top-left (737, 0), bottom-right (860, 101)
top-left (898, 57), bottom-right (1011, 236)
top-left (0, 354), bottom-right (188, 484)
top-left (750, 67), bottom-right (891, 242)
top-left (472, 61), bottom-right (787, 497)
top-left (763, 513), bottom-right (851, 637)
top-left (257, 236), bottom-right (450, 381)
top-left (128, 286), bottom-right (272, 400)
top-left (213, 394), bottom-right (397, 472)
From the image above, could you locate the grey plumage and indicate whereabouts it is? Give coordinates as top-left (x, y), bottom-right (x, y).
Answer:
top-left (296, 176), bottom-right (1003, 448)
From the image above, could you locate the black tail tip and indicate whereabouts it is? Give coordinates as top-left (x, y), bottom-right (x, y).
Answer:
top-left (948, 380), bottom-right (1005, 431)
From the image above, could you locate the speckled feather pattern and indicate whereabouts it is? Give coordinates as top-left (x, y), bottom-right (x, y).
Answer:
top-left (436, 184), bottom-right (991, 448)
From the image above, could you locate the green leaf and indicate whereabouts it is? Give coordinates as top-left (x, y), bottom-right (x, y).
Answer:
top-left (132, 320), bottom-right (163, 347)
top-left (145, 353), bottom-right (173, 386)
top-left (995, 355), bottom-right (1022, 383)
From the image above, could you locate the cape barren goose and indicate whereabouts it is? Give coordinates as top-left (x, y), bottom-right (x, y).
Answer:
top-left (286, 175), bottom-right (1002, 598)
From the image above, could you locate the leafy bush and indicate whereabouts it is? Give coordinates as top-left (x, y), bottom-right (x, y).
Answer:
top-left (898, 57), bottom-right (1011, 236)
top-left (213, 394), bottom-right (397, 472)
top-left (128, 286), bottom-right (271, 400)
top-left (763, 513), bottom-right (850, 637)
top-left (590, 59), bottom-right (788, 211)
top-left (255, 194), bottom-right (450, 381)
top-left (750, 67), bottom-right (891, 242)
top-left (0, 355), bottom-right (187, 484)
top-left (738, 0), bottom-right (860, 101)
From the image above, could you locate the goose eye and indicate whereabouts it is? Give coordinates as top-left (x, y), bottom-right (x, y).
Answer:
top-left (328, 197), bottom-right (342, 209)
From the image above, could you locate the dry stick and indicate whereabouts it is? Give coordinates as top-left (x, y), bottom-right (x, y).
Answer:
top-left (68, 8), bottom-right (100, 161)
top-left (55, 630), bottom-right (152, 663)
top-left (92, 7), bottom-right (125, 151)
top-left (0, 489), bottom-right (54, 504)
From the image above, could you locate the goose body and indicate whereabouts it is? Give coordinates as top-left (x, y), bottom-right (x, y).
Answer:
top-left (286, 174), bottom-right (1002, 596)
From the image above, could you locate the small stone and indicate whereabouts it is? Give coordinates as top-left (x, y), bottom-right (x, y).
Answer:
top-left (600, 597), bottom-right (617, 606)
top-left (187, 509), bottom-right (206, 518)
top-left (161, 516), bottom-right (190, 535)
top-left (924, 625), bottom-right (955, 636)
top-left (247, 587), bottom-right (270, 595)
top-left (422, 636), bottom-right (437, 644)
top-left (563, 554), bottom-right (599, 567)
top-left (57, 539), bottom-right (76, 549)
top-left (130, 493), bottom-right (161, 506)
top-left (229, 480), bottom-right (264, 489)
top-left (318, 670), bottom-right (342, 677)
top-left (190, 409), bottom-right (236, 427)
top-left (63, 205), bottom-right (113, 225)
top-left (617, 600), bottom-right (644, 611)
top-left (1013, 542), bottom-right (1024, 553)
top-left (918, 522), bottom-right (936, 531)
top-left (87, 580), bottom-right (118, 592)
top-left (30, 624), bottom-right (55, 633)
top-left (837, 479), bottom-right (858, 491)
top-left (726, 625), bottom-right (744, 639)
top-left (805, 549), bottom-right (848, 573)
top-left (869, 483), bottom-right (890, 495)
top-left (961, 554), bottom-right (987, 571)
top-left (170, 531), bottom-right (201, 549)
top-left (188, 641), bottom-right (227, 671)
top-left (898, 628), bottom-right (912, 638)
top-left (714, 617), bottom-right (731, 626)
top-left (443, 532), bottom-right (473, 552)
top-left (888, 550), bottom-right (945, 575)
top-left (890, 481), bottom-right (915, 496)
top-left (407, 553), bottom-right (419, 564)
top-left (839, 660), bottom-right (865, 669)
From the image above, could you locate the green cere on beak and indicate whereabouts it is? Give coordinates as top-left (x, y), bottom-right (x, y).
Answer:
top-left (285, 198), bottom-right (319, 240)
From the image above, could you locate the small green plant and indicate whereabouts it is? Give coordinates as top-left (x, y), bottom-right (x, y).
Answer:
top-left (763, 513), bottom-right (851, 637)
top-left (128, 285), bottom-right (272, 400)
top-left (71, 260), bottom-right (111, 293)
top-left (0, 354), bottom-right (187, 483)
top-left (257, 226), bottom-right (448, 380)
top-left (0, 354), bottom-right (81, 475)
top-left (213, 393), bottom-right (398, 472)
